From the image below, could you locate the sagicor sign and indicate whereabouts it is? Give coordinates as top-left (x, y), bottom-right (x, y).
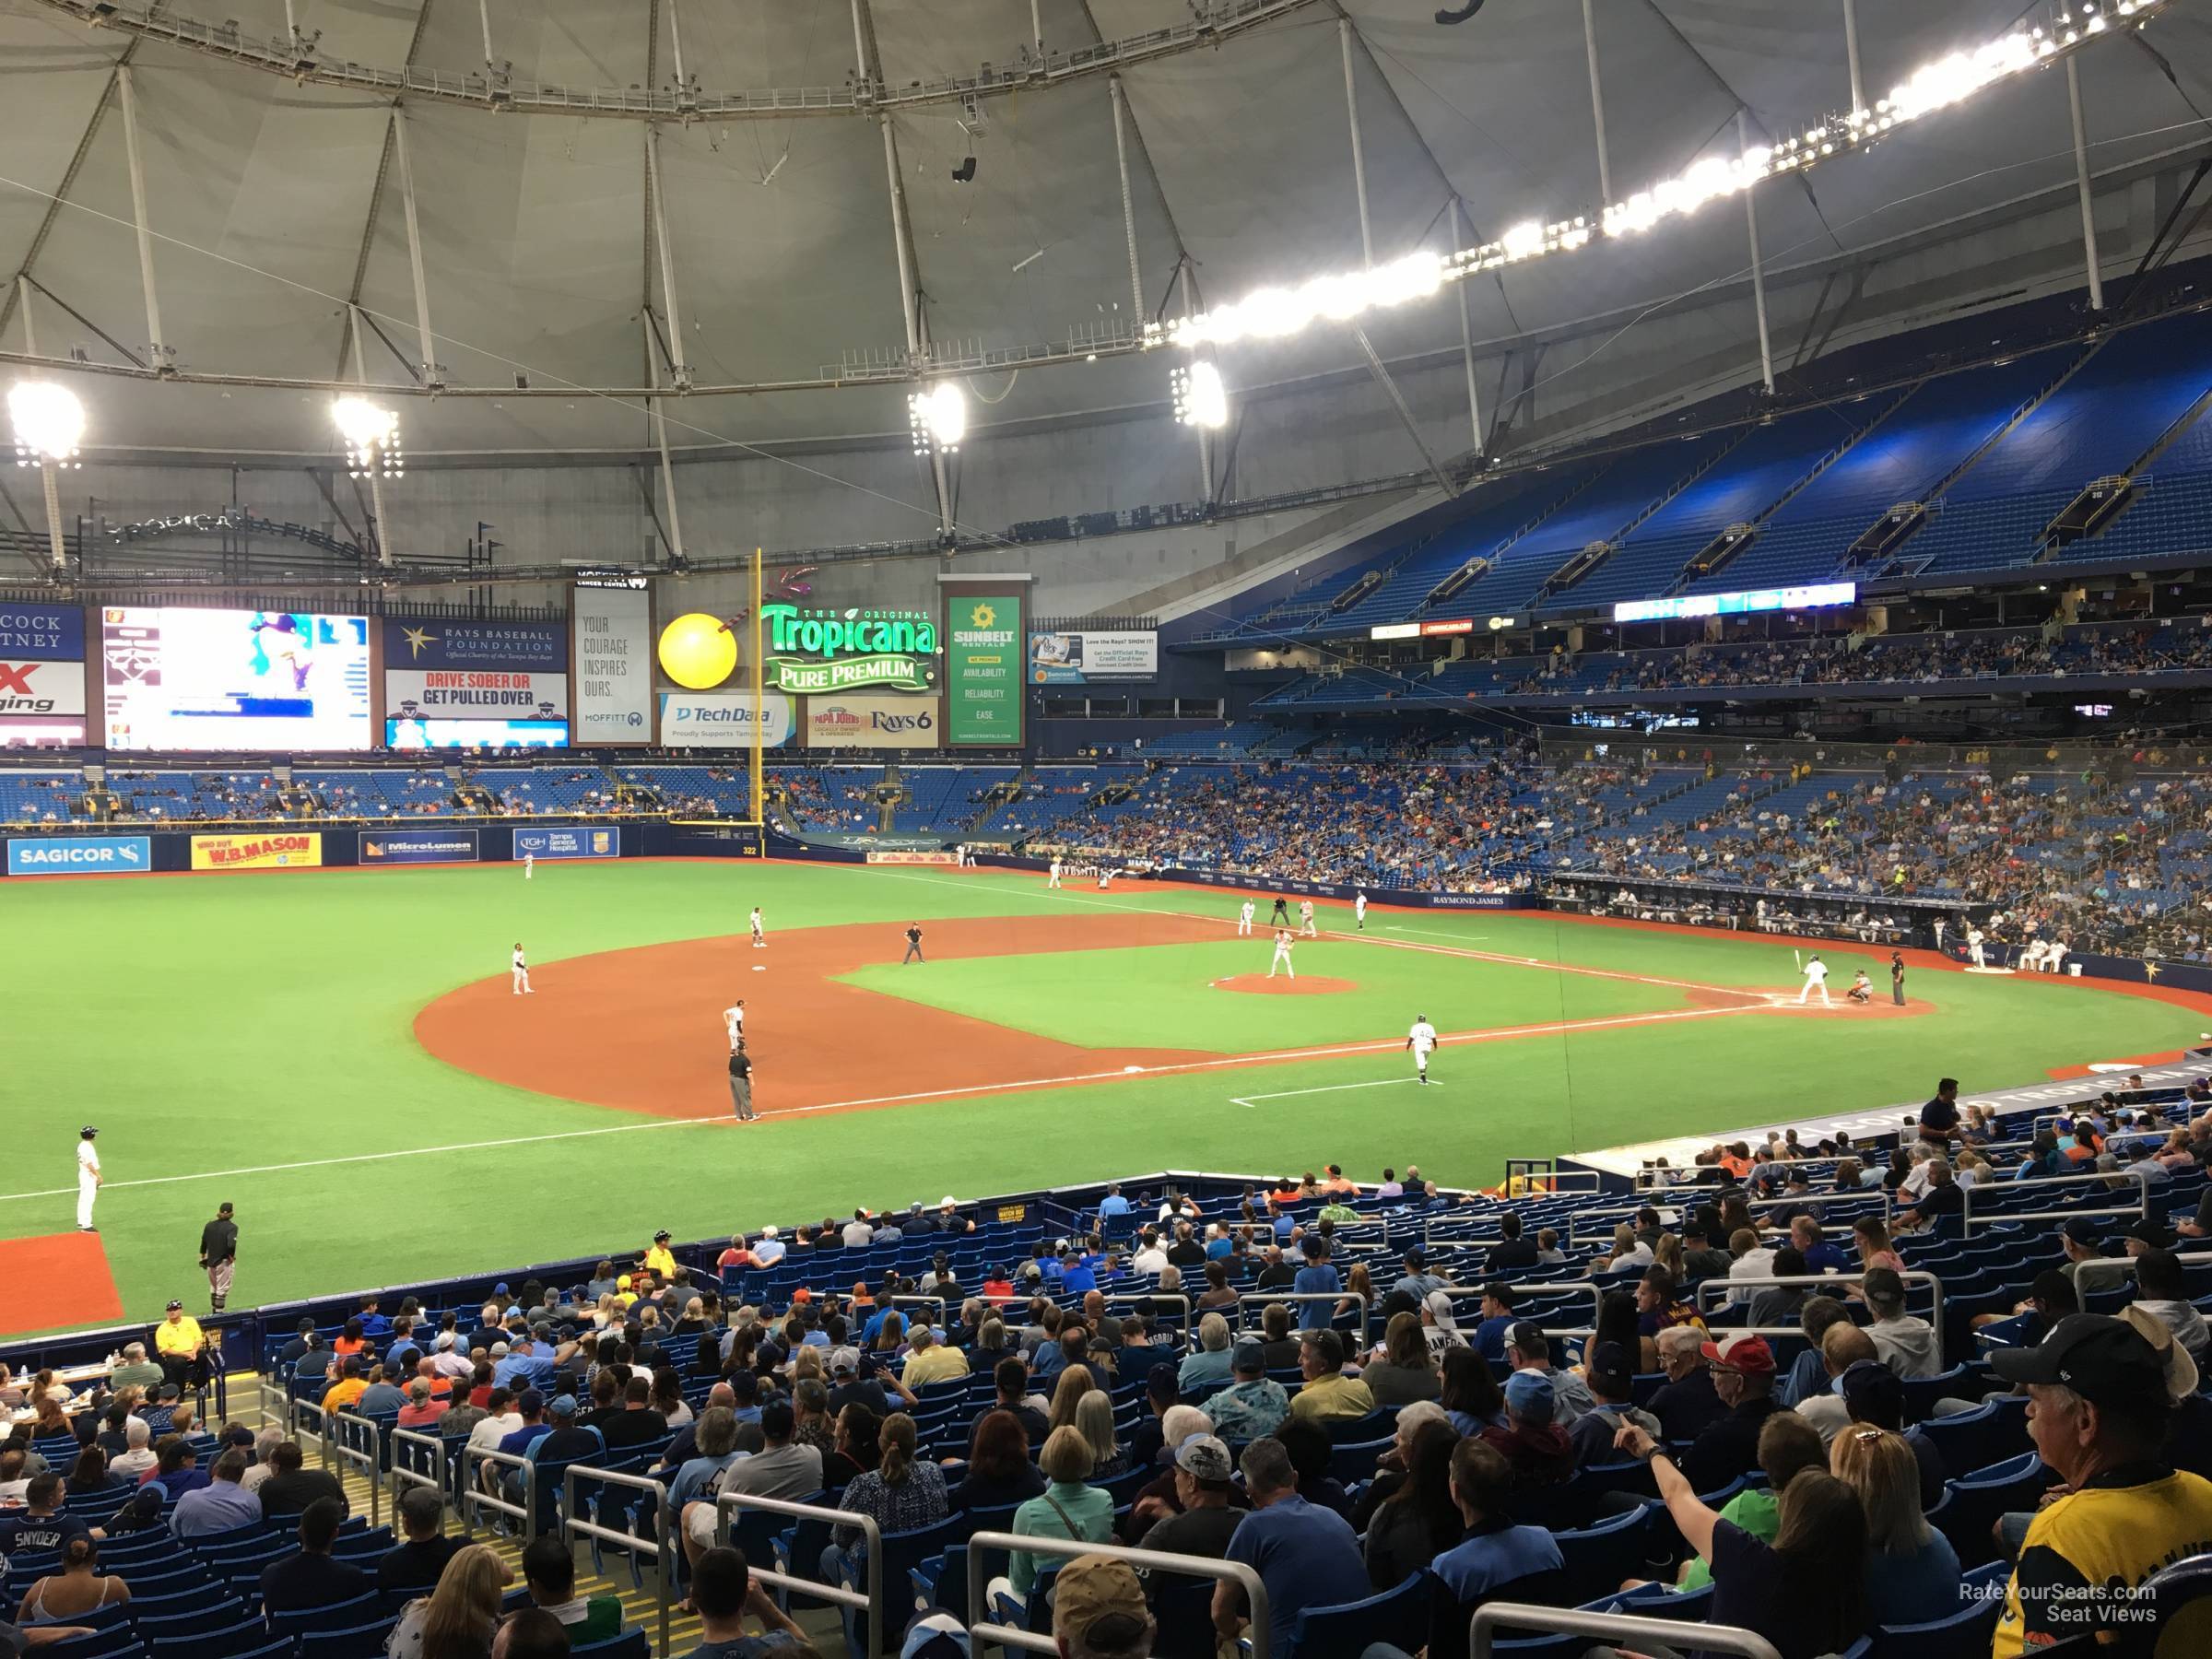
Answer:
top-left (8, 835), bottom-right (151, 876)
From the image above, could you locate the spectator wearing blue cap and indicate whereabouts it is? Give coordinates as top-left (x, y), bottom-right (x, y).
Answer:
top-left (1477, 1369), bottom-right (1571, 1490)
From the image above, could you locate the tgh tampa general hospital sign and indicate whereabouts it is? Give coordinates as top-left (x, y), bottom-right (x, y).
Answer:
top-left (760, 604), bottom-right (938, 695)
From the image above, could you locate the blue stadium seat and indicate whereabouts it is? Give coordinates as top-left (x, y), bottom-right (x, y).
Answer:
top-left (1288, 1570), bottom-right (1430, 1656)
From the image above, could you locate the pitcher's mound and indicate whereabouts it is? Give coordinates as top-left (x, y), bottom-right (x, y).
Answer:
top-left (1211, 974), bottom-right (1358, 995)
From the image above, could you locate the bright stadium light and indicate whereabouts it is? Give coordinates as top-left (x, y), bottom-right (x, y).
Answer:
top-left (1172, 360), bottom-right (1229, 429)
top-left (1162, 0), bottom-right (2164, 353)
top-left (908, 382), bottom-right (967, 455)
top-left (333, 396), bottom-right (403, 479)
top-left (8, 380), bottom-right (84, 467)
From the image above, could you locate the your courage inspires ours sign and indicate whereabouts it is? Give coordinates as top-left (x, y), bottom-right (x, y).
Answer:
top-left (760, 604), bottom-right (938, 695)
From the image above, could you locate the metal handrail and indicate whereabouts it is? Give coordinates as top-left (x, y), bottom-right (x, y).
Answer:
top-left (389, 1426), bottom-right (447, 1515)
top-left (1697, 1270), bottom-right (1947, 1364)
top-left (328, 1413), bottom-right (384, 1526)
top-left (714, 1491), bottom-right (882, 1659)
top-left (460, 1443), bottom-right (535, 1536)
top-left (2072, 1246), bottom-right (2212, 1289)
top-left (1961, 1169), bottom-right (2151, 1235)
top-left (1232, 1290), bottom-right (1370, 1344)
top-left (563, 1464), bottom-right (675, 1659)
top-left (1471, 1601), bottom-right (1781, 1659)
top-left (964, 1530), bottom-right (1271, 1658)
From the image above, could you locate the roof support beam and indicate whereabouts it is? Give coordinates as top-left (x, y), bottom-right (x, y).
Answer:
top-left (1581, 0), bottom-right (1613, 207)
top-left (1180, 260), bottom-right (1213, 500)
top-left (1452, 200), bottom-right (1485, 458)
top-left (2068, 56), bottom-right (2106, 313)
top-left (643, 312), bottom-right (686, 569)
top-left (1338, 18), bottom-right (1371, 267)
top-left (644, 126), bottom-right (693, 388)
top-left (347, 306), bottom-right (393, 564)
top-left (1109, 76), bottom-right (1145, 324)
top-left (114, 67), bottom-right (174, 373)
top-left (1841, 0), bottom-right (1866, 116)
top-left (389, 108), bottom-right (444, 389)
top-left (1739, 111), bottom-right (1775, 393)
top-left (0, 36), bottom-right (136, 347)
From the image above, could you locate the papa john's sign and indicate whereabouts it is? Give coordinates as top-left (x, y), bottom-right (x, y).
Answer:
top-left (761, 605), bottom-right (937, 696)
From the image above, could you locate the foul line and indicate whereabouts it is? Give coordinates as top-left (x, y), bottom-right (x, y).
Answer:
top-left (1230, 1077), bottom-right (1425, 1109)
top-left (0, 1004), bottom-right (1762, 1204)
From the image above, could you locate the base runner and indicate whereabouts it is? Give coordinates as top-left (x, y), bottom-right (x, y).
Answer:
top-left (1237, 900), bottom-right (1255, 936)
top-left (1406, 1014), bottom-right (1438, 1085)
top-left (749, 906), bottom-right (766, 948)
top-left (1298, 899), bottom-right (1318, 937)
top-left (724, 998), bottom-right (746, 1052)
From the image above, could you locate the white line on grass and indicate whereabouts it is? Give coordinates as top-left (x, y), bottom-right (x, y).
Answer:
top-left (1230, 1077), bottom-right (1425, 1109)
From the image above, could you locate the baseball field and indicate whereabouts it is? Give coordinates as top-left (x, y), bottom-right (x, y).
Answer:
top-left (6, 856), bottom-right (2205, 1339)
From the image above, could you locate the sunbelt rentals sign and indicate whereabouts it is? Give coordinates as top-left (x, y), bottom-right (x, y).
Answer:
top-left (761, 605), bottom-right (937, 695)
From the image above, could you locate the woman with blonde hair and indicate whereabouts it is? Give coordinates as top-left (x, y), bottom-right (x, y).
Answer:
top-left (1045, 1364), bottom-right (1093, 1432)
top-left (1653, 1233), bottom-right (1685, 1282)
top-left (997, 1426), bottom-right (1114, 1605)
top-left (1073, 1388), bottom-right (1126, 1479)
top-left (384, 1541), bottom-right (510, 1659)
top-left (1829, 1425), bottom-right (1959, 1627)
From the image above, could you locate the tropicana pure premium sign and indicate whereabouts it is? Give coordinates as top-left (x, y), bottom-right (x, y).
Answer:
top-left (761, 603), bottom-right (938, 695)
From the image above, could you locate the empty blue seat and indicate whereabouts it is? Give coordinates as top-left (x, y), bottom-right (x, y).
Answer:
top-left (1289, 1570), bottom-right (1429, 1656)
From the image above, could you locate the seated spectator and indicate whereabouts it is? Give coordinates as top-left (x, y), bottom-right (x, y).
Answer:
top-left (1362, 1417), bottom-right (1462, 1589)
top-left (11, 1535), bottom-right (130, 1623)
top-left (715, 1399), bottom-right (824, 1505)
top-left (1350, 1401), bottom-right (1450, 1533)
top-left (1358, 1312), bottom-right (1441, 1406)
top-left (1830, 1425), bottom-right (1960, 1627)
top-left (1681, 1334), bottom-right (1783, 1494)
top-left (169, 1449), bottom-right (260, 1537)
top-left (1427, 1437), bottom-right (1563, 1623)
top-left (386, 1541), bottom-right (510, 1659)
top-left (260, 1498), bottom-right (371, 1616)
top-left (1637, 1266), bottom-right (1710, 1371)
top-left (1990, 1313), bottom-right (2212, 1655)
top-left (822, 1412), bottom-right (945, 1581)
top-left (380, 1486), bottom-right (464, 1594)
top-left (1794, 1324), bottom-right (1880, 1448)
top-left (670, 1407), bottom-right (747, 1566)
top-left (1439, 1346), bottom-right (1507, 1437)
top-left (1894, 1159), bottom-right (1966, 1233)
top-left (685, 1544), bottom-right (806, 1656)
top-left (598, 1377), bottom-right (669, 1449)
top-left (1258, 1301), bottom-right (1301, 1370)
top-left (1213, 1437), bottom-right (1368, 1654)
top-left (1206, 1339), bottom-right (1290, 1441)
top-left (900, 1325), bottom-right (969, 1388)
top-left (1075, 1391), bottom-right (1127, 1480)
top-left (0, 1476), bottom-right (97, 1556)
top-left (948, 1409), bottom-right (1045, 1512)
top-left (1746, 1249), bottom-right (1810, 1331)
top-left (1178, 1314), bottom-right (1237, 1392)
top-left (108, 1417), bottom-right (157, 1481)
top-left (1479, 1371), bottom-right (1571, 1491)
top-left (1669, 1412), bottom-right (1829, 1594)
top-left (1000, 1426), bottom-right (1115, 1604)
top-left (1277, 1418), bottom-right (1353, 1517)
top-left (1112, 1314), bottom-right (1173, 1388)
top-left (1862, 1268), bottom-right (1941, 1378)
top-left (1137, 1434), bottom-right (1241, 1561)
top-left (1050, 1555), bottom-right (1154, 1659)
top-left (108, 1343), bottom-right (163, 1393)
top-left (1120, 1406), bottom-right (1228, 1540)
top-left (1777, 1297), bottom-right (1853, 1408)
top-left (1568, 1342), bottom-right (1661, 1467)
top-left (1612, 1417), bottom-right (1869, 1659)
top-left (1469, 1282), bottom-right (1519, 1363)
top-left (519, 1531), bottom-right (621, 1645)
top-left (1502, 1324), bottom-right (1593, 1425)
top-left (2131, 1248), bottom-right (2210, 1366)
top-left (145, 1439), bottom-right (206, 1502)
top-left (397, 1379), bottom-right (450, 1430)
top-left (1286, 1329), bottom-right (1375, 1423)
top-left (255, 1440), bottom-right (346, 1516)
top-left (65, 1446), bottom-right (123, 1498)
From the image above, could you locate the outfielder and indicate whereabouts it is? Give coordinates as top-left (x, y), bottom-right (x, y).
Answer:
top-left (749, 907), bottom-right (766, 949)
top-left (1267, 928), bottom-right (1296, 980)
top-left (523, 851), bottom-right (535, 880)
top-left (1237, 900), bottom-right (1255, 936)
top-left (1048, 858), bottom-right (1064, 889)
top-left (76, 1125), bottom-right (100, 1232)
top-left (724, 998), bottom-right (746, 1052)
top-left (1406, 1015), bottom-right (1438, 1085)
top-left (1796, 953), bottom-right (1831, 1006)
top-left (512, 942), bottom-right (534, 995)
top-left (1298, 900), bottom-right (1318, 938)
top-left (1355, 890), bottom-right (1369, 931)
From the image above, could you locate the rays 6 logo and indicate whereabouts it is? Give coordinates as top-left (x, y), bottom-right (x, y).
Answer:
top-left (871, 710), bottom-right (933, 734)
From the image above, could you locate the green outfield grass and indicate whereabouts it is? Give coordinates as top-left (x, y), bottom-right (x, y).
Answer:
top-left (4, 859), bottom-right (2197, 1336)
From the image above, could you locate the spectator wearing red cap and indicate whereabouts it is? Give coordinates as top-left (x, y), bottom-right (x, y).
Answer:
top-left (1679, 1333), bottom-right (1782, 1494)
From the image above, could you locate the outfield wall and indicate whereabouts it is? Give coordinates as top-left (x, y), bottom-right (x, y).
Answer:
top-left (2, 818), bottom-right (763, 874)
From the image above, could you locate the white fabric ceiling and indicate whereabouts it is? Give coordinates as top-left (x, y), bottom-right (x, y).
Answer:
top-left (3, 0), bottom-right (2210, 461)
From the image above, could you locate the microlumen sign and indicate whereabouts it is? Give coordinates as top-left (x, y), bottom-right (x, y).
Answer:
top-left (760, 604), bottom-right (938, 694)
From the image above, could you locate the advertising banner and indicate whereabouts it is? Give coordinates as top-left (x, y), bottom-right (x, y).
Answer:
top-left (100, 607), bottom-right (372, 752)
top-left (1027, 630), bottom-right (1158, 685)
top-left (385, 668), bottom-right (571, 721)
top-left (360, 828), bottom-right (481, 865)
top-left (382, 619), bottom-right (566, 672)
top-left (865, 850), bottom-right (960, 865)
top-left (803, 692), bottom-right (939, 750)
top-left (190, 831), bottom-right (324, 870)
top-left (513, 826), bottom-right (619, 860)
top-left (386, 718), bottom-right (569, 750)
top-left (658, 690), bottom-right (795, 750)
top-left (7, 835), bottom-right (151, 876)
top-left (759, 604), bottom-right (939, 695)
top-left (0, 658), bottom-right (86, 718)
top-left (0, 605), bottom-right (84, 660)
top-left (947, 595), bottom-right (1023, 746)
top-left (571, 587), bottom-right (653, 744)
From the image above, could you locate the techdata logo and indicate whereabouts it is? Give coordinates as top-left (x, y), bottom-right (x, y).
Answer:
top-left (7, 836), bottom-right (151, 876)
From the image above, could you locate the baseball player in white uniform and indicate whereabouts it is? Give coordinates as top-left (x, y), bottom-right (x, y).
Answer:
top-left (512, 942), bottom-right (534, 995)
top-left (1097, 867), bottom-right (1113, 890)
top-left (1406, 1016), bottom-right (1438, 1085)
top-left (1267, 928), bottom-right (1296, 979)
top-left (523, 851), bottom-right (534, 880)
top-left (749, 907), bottom-right (766, 949)
top-left (1967, 926), bottom-right (1987, 969)
top-left (724, 999), bottom-right (746, 1051)
top-left (1796, 953), bottom-right (1830, 1006)
top-left (76, 1125), bottom-right (100, 1231)
top-left (1298, 900), bottom-right (1317, 938)
top-left (1355, 891), bottom-right (1369, 931)
top-left (1048, 859), bottom-right (1063, 889)
top-left (1237, 900), bottom-right (1255, 936)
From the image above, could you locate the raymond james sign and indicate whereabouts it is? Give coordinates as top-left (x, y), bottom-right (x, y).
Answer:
top-left (761, 604), bottom-right (938, 695)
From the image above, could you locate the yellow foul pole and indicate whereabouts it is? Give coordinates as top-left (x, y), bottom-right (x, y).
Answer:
top-left (750, 546), bottom-right (764, 826)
